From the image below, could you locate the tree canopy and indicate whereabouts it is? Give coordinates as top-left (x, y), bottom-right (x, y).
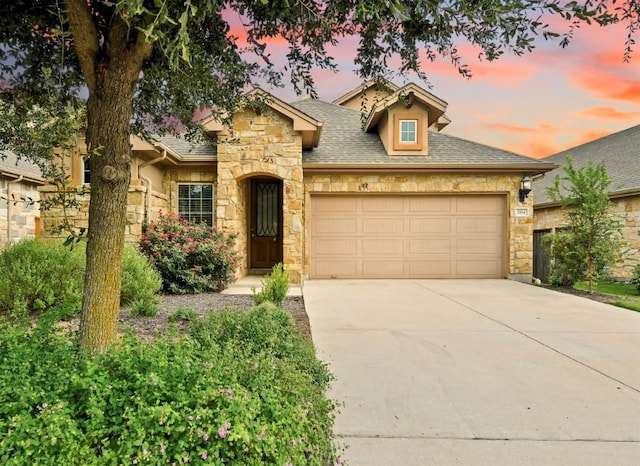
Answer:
top-left (0, 0), bottom-right (637, 351)
top-left (1, 1), bottom-right (636, 137)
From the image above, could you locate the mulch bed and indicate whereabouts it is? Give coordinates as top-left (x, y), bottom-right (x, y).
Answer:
top-left (116, 293), bottom-right (311, 341)
top-left (80, 283), bottom-right (629, 343)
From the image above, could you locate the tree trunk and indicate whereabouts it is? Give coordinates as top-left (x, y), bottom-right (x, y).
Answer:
top-left (78, 58), bottom-right (138, 352)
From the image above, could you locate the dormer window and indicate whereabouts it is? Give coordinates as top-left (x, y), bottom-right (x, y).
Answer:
top-left (393, 113), bottom-right (423, 151)
top-left (399, 119), bottom-right (417, 144)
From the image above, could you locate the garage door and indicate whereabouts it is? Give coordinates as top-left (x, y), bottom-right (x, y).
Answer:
top-left (309, 194), bottom-right (506, 279)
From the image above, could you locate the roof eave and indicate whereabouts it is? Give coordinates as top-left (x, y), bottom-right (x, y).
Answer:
top-left (534, 186), bottom-right (640, 208)
top-left (303, 162), bottom-right (558, 174)
top-left (0, 168), bottom-right (45, 185)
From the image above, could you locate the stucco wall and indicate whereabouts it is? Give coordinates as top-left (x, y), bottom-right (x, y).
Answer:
top-left (534, 194), bottom-right (640, 279)
top-left (0, 178), bottom-right (41, 244)
top-left (302, 173), bottom-right (533, 281)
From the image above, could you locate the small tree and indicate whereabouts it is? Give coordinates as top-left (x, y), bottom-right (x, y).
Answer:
top-left (545, 157), bottom-right (625, 293)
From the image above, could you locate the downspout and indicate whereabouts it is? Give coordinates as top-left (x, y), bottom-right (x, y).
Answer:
top-left (138, 151), bottom-right (167, 225)
top-left (6, 175), bottom-right (24, 244)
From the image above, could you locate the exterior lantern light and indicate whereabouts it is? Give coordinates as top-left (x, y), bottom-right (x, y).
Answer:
top-left (519, 175), bottom-right (532, 203)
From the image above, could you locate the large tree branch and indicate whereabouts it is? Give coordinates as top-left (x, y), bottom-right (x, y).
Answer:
top-left (65, 0), bottom-right (100, 94)
top-left (107, 14), bottom-right (153, 79)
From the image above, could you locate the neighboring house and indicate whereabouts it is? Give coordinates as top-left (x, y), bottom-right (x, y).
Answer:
top-left (532, 125), bottom-right (640, 282)
top-left (0, 151), bottom-right (45, 244)
top-left (40, 81), bottom-right (556, 283)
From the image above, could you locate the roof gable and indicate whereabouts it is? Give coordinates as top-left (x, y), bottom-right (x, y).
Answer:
top-left (364, 82), bottom-right (448, 132)
top-left (202, 88), bottom-right (323, 149)
top-left (332, 79), bottom-right (399, 112)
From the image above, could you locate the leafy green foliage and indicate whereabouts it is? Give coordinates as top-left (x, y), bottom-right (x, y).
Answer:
top-left (168, 307), bottom-right (198, 323)
top-left (545, 158), bottom-right (625, 292)
top-left (0, 305), bottom-right (340, 465)
top-left (128, 297), bottom-right (161, 317)
top-left (543, 230), bottom-right (583, 286)
top-left (140, 212), bottom-right (239, 294)
top-left (0, 240), bottom-right (84, 321)
top-left (252, 262), bottom-right (291, 307)
top-left (120, 246), bottom-right (162, 305)
top-left (0, 240), bottom-right (161, 320)
top-left (630, 265), bottom-right (640, 293)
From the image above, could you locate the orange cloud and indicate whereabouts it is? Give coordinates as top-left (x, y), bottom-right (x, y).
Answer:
top-left (579, 106), bottom-right (640, 120)
top-left (504, 137), bottom-right (563, 159)
top-left (594, 49), bottom-right (632, 68)
top-left (419, 43), bottom-right (537, 85)
top-left (571, 68), bottom-right (640, 103)
top-left (571, 128), bottom-right (613, 147)
top-left (469, 61), bottom-right (536, 84)
top-left (484, 123), bottom-right (561, 135)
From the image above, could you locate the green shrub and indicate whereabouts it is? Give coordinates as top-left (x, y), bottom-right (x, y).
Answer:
top-left (140, 212), bottom-right (239, 294)
top-left (0, 305), bottom-right (340, 465)
top-left (121, 246), bottom-right (162, 305)
top-left (252, 262), bottom-right (290, 307)
top-left (0, 239), bottom-right (84, 320)
top-left (128, 297), bottom-right (161, 317)
top-left (631, 264), bottom-right (640, 294)
top-left (0, 240), bottom-right (161, 321)
top-left (543, 231), bottom-right (585, 286)
top-left (168, 307), bottom-right (197, 323)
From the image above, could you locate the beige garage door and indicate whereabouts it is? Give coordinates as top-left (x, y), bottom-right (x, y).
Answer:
top-left (309, 194), bottom-right (506, 279)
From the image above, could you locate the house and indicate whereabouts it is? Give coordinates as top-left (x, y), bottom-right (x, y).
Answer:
top-left (40, 81), bottom-right (557, 283)
top-left (532, 125), bottom-right (640, 281)
top-left (1, 151), bottom-right (44, 244)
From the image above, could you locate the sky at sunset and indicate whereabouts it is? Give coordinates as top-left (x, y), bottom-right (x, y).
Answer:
top-left (230, 15), bottom-right (639, 160)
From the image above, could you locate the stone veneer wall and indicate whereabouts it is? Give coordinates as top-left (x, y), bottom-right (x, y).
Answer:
top-left (534, 194), bottom-right (640, 279)
top-left (0, 178), bottom-right (41, 244)
top-left (302, 173), bottom-right (533, 280)
top-left (165, 168), bottom-right (217, 217)
top-left (39, 185), bottom-right (168, 243)
top-left (216, 109), bottom-right (304, 282)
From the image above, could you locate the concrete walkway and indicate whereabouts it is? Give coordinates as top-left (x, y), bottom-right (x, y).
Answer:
top-left (303, 279), bottom-right (640, 465)
top-left (220, 275), bottom-right (302, 296)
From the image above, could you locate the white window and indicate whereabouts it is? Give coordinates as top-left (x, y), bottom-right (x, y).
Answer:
top-left (399, 119), bottom-right (418, 144)
top-left (178, 183), bottom-right (214, 225)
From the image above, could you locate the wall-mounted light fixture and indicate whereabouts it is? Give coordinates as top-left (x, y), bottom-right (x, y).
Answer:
top-left (519, 175), bottom-right (532, 203)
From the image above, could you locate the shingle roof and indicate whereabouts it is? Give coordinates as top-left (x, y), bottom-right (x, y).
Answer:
top-left (0, 150), bottom-right (45, 181)
top-left (291, 99), bottom-right (552, 168)
top-left (533, 125), bottom-right (640, 206)
top-left (153, 135), bottom-right (217, 158)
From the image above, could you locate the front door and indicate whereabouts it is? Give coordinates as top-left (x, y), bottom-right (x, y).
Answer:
top-left (250, 179), bottom-right (283, 270)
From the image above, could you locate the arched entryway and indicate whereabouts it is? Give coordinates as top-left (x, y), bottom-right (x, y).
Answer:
top-left (248, 177), bottom-right (283, 272)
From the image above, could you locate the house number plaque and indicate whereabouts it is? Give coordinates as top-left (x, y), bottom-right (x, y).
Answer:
top-left (514, 208), bottom-right (529, 217)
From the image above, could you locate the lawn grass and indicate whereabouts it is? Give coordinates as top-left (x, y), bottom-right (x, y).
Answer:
top-left (575, 281), bottom-right (640, 312)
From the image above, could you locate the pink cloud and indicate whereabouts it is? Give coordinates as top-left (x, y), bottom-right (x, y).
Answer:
top-left (504, 136), bottom-right (563, 159)
top-left (579, 106), bottom-right (640, 120)
top-left (484, 123), bottom-right (561, 135)
top-left (571, 128), bottom-right (614, 147)
top-left (572, 70), bottom-right (640, 103)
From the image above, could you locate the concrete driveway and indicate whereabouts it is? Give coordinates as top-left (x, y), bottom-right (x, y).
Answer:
top-left (303, 279), bottom-right (640, 465)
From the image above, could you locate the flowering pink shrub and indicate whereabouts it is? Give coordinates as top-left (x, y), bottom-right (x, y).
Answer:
top-left (140, 212), bottom-right (239, 294)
